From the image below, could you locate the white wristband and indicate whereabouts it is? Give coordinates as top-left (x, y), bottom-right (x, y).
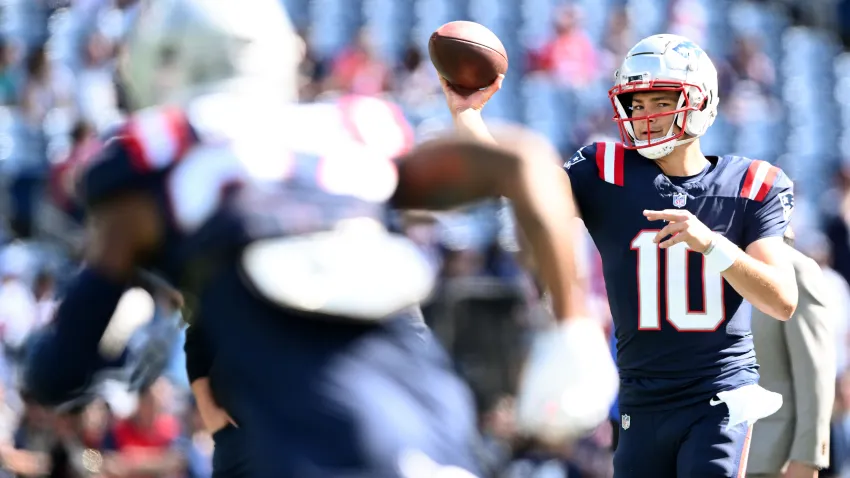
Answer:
top-left (703, 234), bottom-right (741, 273)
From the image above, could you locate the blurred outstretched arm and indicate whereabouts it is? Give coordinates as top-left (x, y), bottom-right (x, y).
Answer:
top-left (391, 129), bottom-right (586, 320)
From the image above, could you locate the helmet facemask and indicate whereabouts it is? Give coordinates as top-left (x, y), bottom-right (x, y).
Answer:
top-left (609, 80), bottom-right (708, 160)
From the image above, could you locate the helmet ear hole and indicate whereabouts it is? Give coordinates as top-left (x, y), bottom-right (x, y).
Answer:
top-left (686, 89), bottom-right (703, 109)
top-left (700, 91), bottom-right (711, 111)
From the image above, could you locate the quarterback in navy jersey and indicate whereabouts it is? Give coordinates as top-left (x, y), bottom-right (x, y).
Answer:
top-left (566, 141), bottom-right (793, 412)
top-left (449, 34), bottom-right (798, 478)
top-left (23, 0), bottom-right (619, 476)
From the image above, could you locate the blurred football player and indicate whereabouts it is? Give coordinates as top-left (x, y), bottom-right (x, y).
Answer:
top-left (23, 0), bottom-right (617, 476)
top-left (448, 34), bottom-right (798, 477)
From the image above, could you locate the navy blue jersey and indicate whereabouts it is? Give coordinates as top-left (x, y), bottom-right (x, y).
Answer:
top-left (564, 142), bottom-right (794, 411)
top-left (61, 95), bottom-right (483, 475)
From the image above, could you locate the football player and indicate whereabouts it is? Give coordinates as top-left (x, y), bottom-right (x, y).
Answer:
top-left (446, 34), bottom-right (797, 477)
top-left (24, 0), bottom-right (617, 476)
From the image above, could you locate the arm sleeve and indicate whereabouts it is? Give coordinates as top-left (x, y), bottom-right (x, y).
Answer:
top-left (742, 168), bottom-right (794, 249)
top-left (24, 267), bottom-right (129, 406)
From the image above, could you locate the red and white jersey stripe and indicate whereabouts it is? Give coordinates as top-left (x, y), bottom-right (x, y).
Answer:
top-left (595, 142), bottom-right (625, 186)
top-left (163, 95), bottom-right (411, 232)
top-left (336, 95), bottom-right (415, 160)
top-left (121, 106), bottom-right (193, 172)
top-left (739, 160), bottom-right (779, 202)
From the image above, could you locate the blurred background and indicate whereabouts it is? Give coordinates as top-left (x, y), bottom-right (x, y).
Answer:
top-left (0, 0), bottom-right (846, 476)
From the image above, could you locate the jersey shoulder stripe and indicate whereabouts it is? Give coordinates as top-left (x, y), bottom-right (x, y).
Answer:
top-left (120, 106), bottom-right (194, 172)
top-left (336, 95), bottom-right (415, 159)
top-left (739, 159), bottom-right (780, 202)
top-left (594, 141), bottom-right (624, 186)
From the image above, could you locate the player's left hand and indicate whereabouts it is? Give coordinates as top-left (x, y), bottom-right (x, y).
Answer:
top-left (782, 461), bottom-right (818, 478)
top-left (643, 209), bottom-right (714, 253)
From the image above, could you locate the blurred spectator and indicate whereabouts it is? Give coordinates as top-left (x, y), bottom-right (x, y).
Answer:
top-left (328, 28), bottom-right (391, 96)
top-left (20, 44), bottom-right (75, 128)
top-left (724, 79), bottom-right (782, 126)
top-left (102, 379), bottom-right (186, 477)
top-left (665, 0), bottom-right (708, 47)
top-left (394, 44), bottom-right (442, 120)
top-left (74, 31), bottom-right (122, 133)
top-left (79, 398), bottom-right (111, 450)
top-left (727, 35), bottom-right (777, 92)
top-left (296, 27), bottom-right (329, 101)
top-left (0, 384), bottom-right (17, 446)
top-left (0, 242), bottom-right (37, 379)
top-left (33, 269), bottom-right (56, 330)
top-left (824, 168), bottom-right (850, 286)
top-left (530, 4), bottom-right (600, 88)
top-left (48, 119), bottom-right (99, 222)
top-left (600, 5), bottom-right (636, 73)
top-left (0, 38), bottom-right (19, 106)
top-left (9, 393), bottom-right (54, 476)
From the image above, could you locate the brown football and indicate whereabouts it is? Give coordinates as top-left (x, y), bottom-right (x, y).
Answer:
top-left (428, 21), bottom-right (508, 95)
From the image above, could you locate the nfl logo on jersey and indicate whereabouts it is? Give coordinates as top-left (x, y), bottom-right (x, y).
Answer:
top-left (621, 414), bottom-right (630, 430)
top-left (672, 192), bottom-right (687, 208)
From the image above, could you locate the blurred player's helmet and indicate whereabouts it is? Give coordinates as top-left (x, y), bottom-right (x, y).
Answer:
top-left (609, 34), bottom-right (719, 160)
top-left (121, 0), bottom-right (303, 110)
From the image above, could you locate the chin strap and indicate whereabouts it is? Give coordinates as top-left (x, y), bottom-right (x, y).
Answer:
top-left (674, 136), bottom-right (698, 147)
top-left (635, 134), bottom-right (698, 160)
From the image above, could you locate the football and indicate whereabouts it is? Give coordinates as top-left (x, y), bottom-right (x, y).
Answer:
top-left (428, 21), bottom-right (508, 95)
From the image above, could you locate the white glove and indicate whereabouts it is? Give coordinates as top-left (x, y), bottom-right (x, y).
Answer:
top-left (515, 318), bottom-right (619, 444)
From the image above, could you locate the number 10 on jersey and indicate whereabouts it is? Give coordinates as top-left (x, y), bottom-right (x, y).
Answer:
top-left (631, 230), bottom-right (725, 332)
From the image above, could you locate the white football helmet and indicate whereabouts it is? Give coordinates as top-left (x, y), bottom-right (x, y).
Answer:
top-left (609, 34), bottom-right (719, 160)
top-left (121, 0), bottom-right (303, 110)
